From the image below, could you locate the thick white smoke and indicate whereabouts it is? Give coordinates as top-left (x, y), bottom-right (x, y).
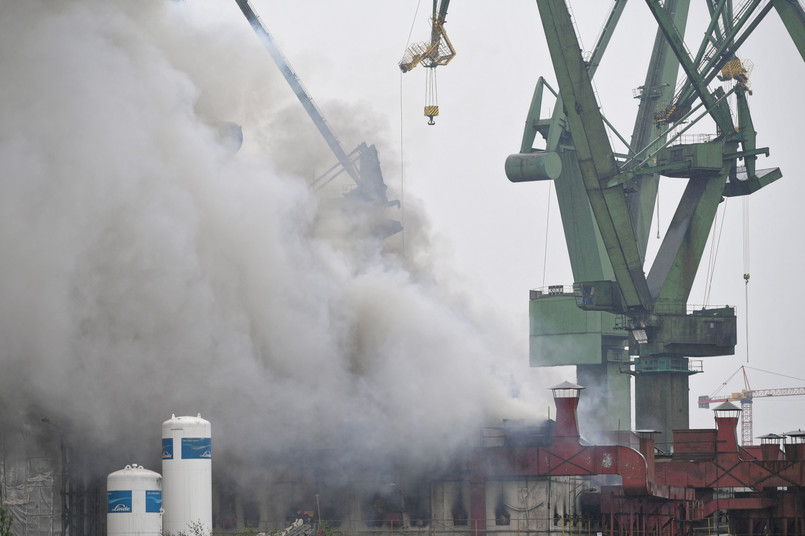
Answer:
top-left (0, 0), bottom-right (554, 476)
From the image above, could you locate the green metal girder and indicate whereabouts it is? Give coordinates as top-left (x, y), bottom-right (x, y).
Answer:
top-left (773, 0), bottom-right (805, 60)
top-left (735, 87), bottom-right (757, 177)
top-left (537, 0), bottom-right (652, 311)
top-left (514, 0), bottom-right (626, 273)
top-left (513, 61), bottom-right (616, 285)
top-left (645, 0), bottom-right (735, 134)
top-left (722, 167), bottom-right (782, 197)
top-left (627, 0), bottom-right (690, 259)
top-left (586, 0), bottom-right (628, 75)
top-left (519, 77), bottom-right (552, 154)
top-left (664, 0), bottom-right (774, 115)
top-left (648, 144), bottom-right (735, 304)
top-left (554, 150), bottom-right (614, 283)
top-left (511, 77), bottom-right (614, 283)
top-left (434, 0), bottom-right (450, 23)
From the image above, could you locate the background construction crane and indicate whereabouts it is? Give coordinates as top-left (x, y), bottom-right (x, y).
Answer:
top-left (399, 0), bottom-right (455, 124)
top-left (698, 366), bottom-right (805, 446)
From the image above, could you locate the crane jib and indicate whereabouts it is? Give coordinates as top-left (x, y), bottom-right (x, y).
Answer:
top-left (233, 0), bottom-right (360, 185)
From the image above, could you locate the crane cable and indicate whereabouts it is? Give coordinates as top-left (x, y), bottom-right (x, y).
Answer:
top-left (405, 0), bottom-right (422, 45)
top-left (399, 0), bottom-right (424, 258)
top-left (744, 365), bottom-right (805, 384)
top-left (708, 365), bottom-right (743, 400)
top-left (425, 67), bottom-right (438, 125)
top-left (541, 183), bottom-right (553, 289)
top-left (743, 197), bottom-right (750, 363)
top-left (702, 199), bottom-right (729, 306)
top-left (702, 208), bottom-right (717, 305)
top-left (700, 197), bottom-right (751, 361)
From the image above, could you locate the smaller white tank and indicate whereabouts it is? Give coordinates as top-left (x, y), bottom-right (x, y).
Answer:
top-left (107, 464), bottom-right (162, 536)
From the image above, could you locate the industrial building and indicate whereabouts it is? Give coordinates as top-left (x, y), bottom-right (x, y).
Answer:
top-left (5, 382), bottom-right (805, 536)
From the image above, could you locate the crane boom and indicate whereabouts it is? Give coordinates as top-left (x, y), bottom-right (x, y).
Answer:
top-left (234, 0), bottom-right (360, 186)
top-left (435, 0), bottom-right (449, 23)
top-left (699, 387), bottom-right (805, 406)
top-left (399, 0), bottom-right (455, 73)
top-left (536, 0), bottom-right (653, 311)
top-left (752, 387), bottom-right (805, 398)
top-left (399, 0), bottom-right (455, 124)
top-left (234, 0), bottom-right (400, 218)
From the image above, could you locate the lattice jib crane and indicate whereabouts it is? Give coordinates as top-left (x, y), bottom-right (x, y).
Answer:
top-left (698, 366), bottom-right (805, 446)
top-left (399, 0), bottom-right (455, 124)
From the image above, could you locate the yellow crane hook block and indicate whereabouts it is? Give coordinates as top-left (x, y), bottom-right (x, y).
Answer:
top-left (424, 105), bottom-right (439, 125)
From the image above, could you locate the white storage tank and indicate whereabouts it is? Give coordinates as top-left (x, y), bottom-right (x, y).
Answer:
top-left (162, 414), bottom-right (212, 536)
top-left (107, 464), bottom-right (162, 536)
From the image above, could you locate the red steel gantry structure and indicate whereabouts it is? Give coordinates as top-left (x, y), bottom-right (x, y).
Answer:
top-left (471, 382), bottom-right (805, 536)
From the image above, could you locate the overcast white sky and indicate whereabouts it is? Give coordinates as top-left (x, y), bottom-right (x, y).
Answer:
top-left (232, 0), bottom-right (805, 436)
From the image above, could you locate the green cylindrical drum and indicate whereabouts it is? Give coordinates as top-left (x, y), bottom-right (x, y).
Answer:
top-left (505, 151), bottom-right (562, 182)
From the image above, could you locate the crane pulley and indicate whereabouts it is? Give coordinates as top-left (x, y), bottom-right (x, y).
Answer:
top-left (399, 0), bottom-right (455, 125)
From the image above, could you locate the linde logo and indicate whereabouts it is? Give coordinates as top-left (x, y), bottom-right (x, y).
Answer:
top-left (108, 490), bottom-right (132, 513)
top-left (162, 438), bottom-right (173, 460)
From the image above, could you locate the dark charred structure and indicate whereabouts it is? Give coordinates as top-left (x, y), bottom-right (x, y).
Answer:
top-left (200, 383), bottom-right (805, 536)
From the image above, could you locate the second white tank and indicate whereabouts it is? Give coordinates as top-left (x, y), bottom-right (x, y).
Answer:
top-left (161, 414), bottom-right (212, 536)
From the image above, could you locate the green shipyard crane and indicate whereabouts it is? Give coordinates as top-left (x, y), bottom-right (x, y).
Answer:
top-left (510, 0), bottom-right (801, 440)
